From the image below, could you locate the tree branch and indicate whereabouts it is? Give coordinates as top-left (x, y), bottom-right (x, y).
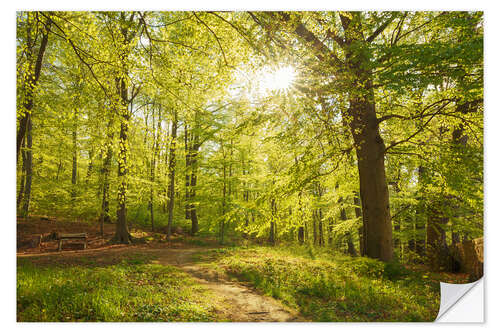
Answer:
top-left (366, 12), bottom-right (398, 43)
top-left (384, 100), bottom-right (453, 153)
top-left (192, 12), bottom-right (229, 67)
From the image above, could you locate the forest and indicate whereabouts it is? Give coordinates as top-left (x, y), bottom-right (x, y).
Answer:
top-left (16, 11), bottom-right (483, 322)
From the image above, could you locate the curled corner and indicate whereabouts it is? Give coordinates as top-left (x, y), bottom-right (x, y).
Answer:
top-left (435, 278), bottom-right (483, 322)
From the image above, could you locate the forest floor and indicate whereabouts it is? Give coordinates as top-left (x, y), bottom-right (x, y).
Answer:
top-left (17, 217), bottom-right (302, 322)
top-left (17, 217), bottom-right (470, 322)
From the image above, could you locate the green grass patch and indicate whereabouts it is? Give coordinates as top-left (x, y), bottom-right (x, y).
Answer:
top-left (201, 245), bottom-right (440, 322)
top-left (17, 258), bottom-right (224, 322)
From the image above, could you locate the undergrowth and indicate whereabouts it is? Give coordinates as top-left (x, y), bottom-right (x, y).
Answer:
top-left (17, 257), bottom-right (224, 322)
top-left (202, 245), bottom-right (440, 322)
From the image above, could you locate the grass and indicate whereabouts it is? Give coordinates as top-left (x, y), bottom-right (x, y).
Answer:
top-left (17, 256), bottom-right (225, 322)
top-left (200, 245), bottom-right (441, 322)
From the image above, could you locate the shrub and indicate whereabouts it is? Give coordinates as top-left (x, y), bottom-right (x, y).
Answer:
top-left (383, 260), bottom-right (410, 281)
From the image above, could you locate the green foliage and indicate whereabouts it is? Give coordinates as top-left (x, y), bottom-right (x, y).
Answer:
top-left (16, 11), bottom-right (482, 263)
top-left (383, 260), bottom-right (411, 281)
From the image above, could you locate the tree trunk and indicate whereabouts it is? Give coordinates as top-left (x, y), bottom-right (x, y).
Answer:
top-left (415, 167), bottom-right (426, 256)
top-left (188, 116), bottom-right (201, 235)
top-left (17, 17), bottom-right (50, 162)
top-left (149, 108), bottom-right (160, 232)
top-left (220, 155), bottom-right (227, 245)
top-left (298, 226), bottom-right (305, 244)
top-left (162, 122), bottom-right (170, 214)
top-left (112, 15), bottom-right (137, 244)
top-left (85, 148), bottom-right (94, 184)
top-left (391, 179), bottom-right (402, 257)
top-left (17, 140), bottom-right (27, 211)
top-left (71, 114), bottom-right (78, 201)
top-left (189, 140), bottom-right (200, 235)
top-left (21, 116), bottom-right (33, 218)
top-left (166, 112), bottom-right (178, 240)
top-left (348, 91), bottom-right (393, 261)
top-left (269, 197), bottom-right (276, 245)
top-left (115, 109), bottom-right (131, 243)
top-left (318, 208), bottom-right (324, 247)
top-left (340, 202), bottom-right (357, 256)
top-left (304, 217), bottom-right (309, 242)
top-left (242, 159), bottom-right (249, 238)
top-left (353, 193), bottom-right (365, 255)
top-left (347, 236), bottom-right (357, 256)
top-left (341, 12), bottom-right (393, 261)
top-left (100, 121), bottom-right (113, 232)
top-left (327, 217), bottom-right (333, 245)
top-left (427, 202), bottom-right (450, 270)
top-left (312, 210), bottom-right (318, 246)
top-left (184, 124), bottom-right (191, 219)
top-left (114, 72), bottom-right (132, 243)
top-left (228, 139), bottom-right (233, 198)
top-left (451, 120), bottom-right (469, 245)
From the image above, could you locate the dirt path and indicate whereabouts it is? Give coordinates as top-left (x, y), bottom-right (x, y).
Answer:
top-left (151, 248), bottom-right (303, 322)
top-left (18, 245), bottom-right (304, 322)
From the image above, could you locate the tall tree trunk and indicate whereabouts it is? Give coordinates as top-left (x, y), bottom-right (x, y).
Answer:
top-left (55, 158), bottom-right (62, 181)
top-left (113, 14), bottom-right (137, 244)
top-left (220, 154), bottom-right (227, 245)
top-left (100, 118), bottom-right (113, 235)
top-left (298, 189), bottom-right (305, 244)
top-left (17, 140), bottom-right (27, 211)
top-left (115, 108), bottom-right (131, 243)
top-left (415, 167), bottom-right (426, 256)
top-left (17, 16), bottom-right (50, 162)
top-left (149, 108), bottom-right (160, 232)
top-left (228, 139), bottom-right (233, 198)
top-left (304, 217), bottom-right (309, 242)
top-left (242, 158), bottom-right (249, 238)
top-left (318, 209), bottom-right (324, 247)
top-left (348, 86), bottom-right (393, 261)
top-left (426, 201), bottom-right (449, 270)
top-left (353, 193), bottom-right (365, 255)
top-left (189, 135), bottom-right (200, 235)
top-left (341, 13), bottom-right (393, 261)
top-left (451, 120), bottom-right (469, 245)
top-left (340, 200), bottom-right (357, 256)
top-left (166, 112), bottom-right (178, 240)
top-left (71, 114), bottom-right (78, 201)
top-left (186, 116), bottom-right (201, 236)
top-left (275, 11), bottom-right (392, 260)
top-left (162, 122), bottom-right (170, 213)
top-left (347, 236), bottom-right (357, 256)
top-left (312, 210), bottom-right (318, 246)
top-left (327, 217), bottom-right (333, 245)
top-left (21, 116), bottom-right (33, 218)
top-left (269, 197), bottom-right (276, 245)
top-left (391, 178), bottom-right (402, 257)
top-left (184, 124), bottom-right (191, 219)
top-left (114, 72), bottom-right (133, 243)
top-left (298, 226), bottom-right (305, 244)
top-left (85, 148), bottom-right (94, 184)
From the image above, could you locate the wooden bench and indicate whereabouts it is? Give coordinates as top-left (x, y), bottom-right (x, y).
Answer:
top-left (57, 233), bottom-right (87, 251)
